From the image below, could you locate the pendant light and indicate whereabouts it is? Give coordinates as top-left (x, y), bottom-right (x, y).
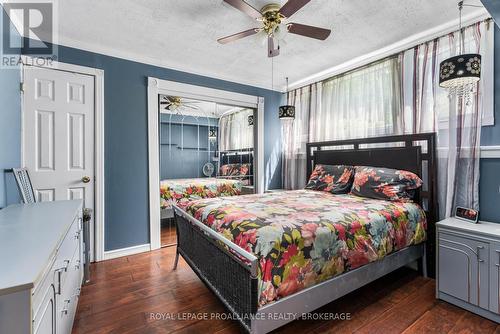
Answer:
top-left (248, 114), bottom-right (254, 126)
top-left (208, 128), bottom-right (217, 141)
top-left (439, 1), bottom-right (481, 102)
top-left (279, 77), bottom-right (295, 120)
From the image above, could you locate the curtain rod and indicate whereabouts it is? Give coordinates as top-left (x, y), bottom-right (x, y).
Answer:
top-left (289, 18), bottom-right (492, 93)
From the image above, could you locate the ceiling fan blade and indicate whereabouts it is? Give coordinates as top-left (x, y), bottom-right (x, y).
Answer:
top-left (288, 23), bottom-right (331, 40)
top-left (268, 37), bottom-right (280, 58)
top-left (279, 0), bottom-right (311, 18)
top-left (223, 0), bottom-right (262, 20)
top-left (217, 28), bottom-right (259, 44)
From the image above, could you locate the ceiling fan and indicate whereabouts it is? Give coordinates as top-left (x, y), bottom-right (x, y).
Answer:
top-left (218, 0), bottom-right (331, 57)
top-left (159, 95), bottom-right (201, 112)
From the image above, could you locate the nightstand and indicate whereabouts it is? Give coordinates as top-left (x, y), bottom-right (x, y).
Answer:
top-left (437, 217), bottom-right (500, 323)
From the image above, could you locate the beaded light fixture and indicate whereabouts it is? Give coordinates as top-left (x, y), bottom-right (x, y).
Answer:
top-left (279, 77), bottom-right (295, 120)
top-left (439, 1), bottom-right (482, 103)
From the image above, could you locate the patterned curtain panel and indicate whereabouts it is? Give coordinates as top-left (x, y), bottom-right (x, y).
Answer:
top-left (282, 20), bottom-right (494, 218)
top-left (401, 20), bottom-right (493, 217)
top-left (219, 108), bottom-right (254, 151)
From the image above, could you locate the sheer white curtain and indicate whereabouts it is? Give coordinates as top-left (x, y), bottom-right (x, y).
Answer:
top-left (282, 58), bottom-right (402, 189)
top-left (402, 20), bottom-right (493, 217)
top-left (219, 108), bottom-right (254, 151)
top-left (312, 57), bottom-right (403, 142)
top-left (282, 83), bottom-right (321, 189)
top-left (282, 20), bottom-right (494, 217)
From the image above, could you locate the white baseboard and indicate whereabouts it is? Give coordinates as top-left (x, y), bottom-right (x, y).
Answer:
top-left (102, 243), bottom-right (151, 261)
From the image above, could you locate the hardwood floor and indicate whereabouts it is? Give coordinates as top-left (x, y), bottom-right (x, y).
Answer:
top-left (73, 247), bottom-right (498, 334)
top-left (161, 219), bottom-right (176, 247)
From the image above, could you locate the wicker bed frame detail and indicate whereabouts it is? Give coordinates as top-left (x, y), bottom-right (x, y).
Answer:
top-left (173, 133), bottom-right (437, 333)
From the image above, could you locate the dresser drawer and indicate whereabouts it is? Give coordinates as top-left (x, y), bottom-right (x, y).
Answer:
top-left (55, 217), bottom-right (81, 290)
top-left (32, 215), bottom-right (81, 319)
top-left (438, 230), bottom-right (489, 309)
top-left (32, 283), bottom-right (56, 334)
top-left (57, 247), bottom-right (82, 334)
top-left (32, 256), bottom-right (56, 316)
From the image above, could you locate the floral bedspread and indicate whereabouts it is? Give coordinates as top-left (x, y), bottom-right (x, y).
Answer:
top-left (160, 178), bottom-right (243, 209)
top-left (179, 190), bottom-right (427, 307)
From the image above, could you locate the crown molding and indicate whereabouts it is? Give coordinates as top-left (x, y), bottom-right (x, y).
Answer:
top-left (287, 9), bottom-right (491, 91)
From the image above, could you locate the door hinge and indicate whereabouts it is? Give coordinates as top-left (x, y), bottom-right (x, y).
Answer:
top-left (20, 82), bottom-right (25, 92)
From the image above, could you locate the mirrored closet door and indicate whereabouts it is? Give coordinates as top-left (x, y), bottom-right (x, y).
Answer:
top-left (158, 95), bottom-right (256, 247)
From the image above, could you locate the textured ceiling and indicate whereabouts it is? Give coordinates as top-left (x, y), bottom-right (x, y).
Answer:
top-left (10, 0), bottom-right (488, 90)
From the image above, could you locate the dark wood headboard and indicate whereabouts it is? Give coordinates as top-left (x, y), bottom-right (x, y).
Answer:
top-left (306, 133), bottom-right (438, 276)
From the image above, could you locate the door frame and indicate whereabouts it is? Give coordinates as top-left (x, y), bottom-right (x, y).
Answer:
top-left (147, 77), bottom-right (265, 251)
top-left (20, 56), bottom-right (105, 262)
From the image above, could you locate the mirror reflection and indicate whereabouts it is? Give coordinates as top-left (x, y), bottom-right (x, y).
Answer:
top-left (158, 95), bottom-right (256, 247)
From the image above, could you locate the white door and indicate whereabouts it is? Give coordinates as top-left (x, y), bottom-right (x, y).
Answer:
top-left (22, 66), bottom-right (95, 256)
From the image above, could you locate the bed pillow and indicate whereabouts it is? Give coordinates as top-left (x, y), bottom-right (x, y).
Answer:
top-left (351, 166), bottom-right (423, 201)
top-left (219, 163), bottom-right (251, 177)
top-left (305, 164), bottom-right (355, 194)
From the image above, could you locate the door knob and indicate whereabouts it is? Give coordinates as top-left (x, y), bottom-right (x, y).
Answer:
top-left (81, 176), bottom-right (91, 183)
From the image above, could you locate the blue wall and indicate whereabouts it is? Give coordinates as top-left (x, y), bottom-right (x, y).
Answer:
top-left (478, 24), bottom-right (500, 223)
top-left (160, 114), bottom-right (219, 180)
top-left (0, 7), bottom-right (21, 208)
top-left (15, 44), bottom-right (281, 251)
top-left (0, 5), bottom-right (283, 250)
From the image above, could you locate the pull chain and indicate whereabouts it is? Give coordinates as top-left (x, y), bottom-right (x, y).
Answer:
top-left (271, 56), bottom-right (274, 91)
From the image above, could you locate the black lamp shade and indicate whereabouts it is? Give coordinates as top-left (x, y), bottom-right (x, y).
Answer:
top-left (208, 129), bottom-right (217, 140)
top-left (439, 54), bottom-right (481, 88)
top-left (279, 105), bottom-right (295, 120)
top-left (248, 114), bottom-right (254, 126)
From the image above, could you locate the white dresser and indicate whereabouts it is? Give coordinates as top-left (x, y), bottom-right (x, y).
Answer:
top-left (437, 217), bottom-right (500, 323)
top-left (0, 200), bottom-right (84, 334)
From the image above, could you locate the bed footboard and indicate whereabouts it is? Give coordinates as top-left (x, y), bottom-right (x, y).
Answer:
top-left (173, 206), bottom-right (259, 331)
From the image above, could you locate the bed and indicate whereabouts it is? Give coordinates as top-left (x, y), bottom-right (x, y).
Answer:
top-left (160, 177), bottom-right (243, 219)
top-left (173, 133), bottom-right (438, 333)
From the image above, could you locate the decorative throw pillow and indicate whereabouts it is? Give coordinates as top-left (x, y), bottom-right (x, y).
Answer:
top-left (351, 166), bottom-right (423, 201)
top-left (305, 164), bottom-right (355, 194)
top-left (219, 163), bottom-right (251, 177)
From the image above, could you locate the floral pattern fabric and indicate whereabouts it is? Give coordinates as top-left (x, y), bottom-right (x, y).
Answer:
top-left (351, 166), bottom-right (423, 201)
top-left (179, 190), bottom-right (427, 307)
top-left (160, 178), bottom-right (242, 209)
top-left (305, 164), bottom-right (355, 194)
top-left (219, 163), bottom-right (251, 177)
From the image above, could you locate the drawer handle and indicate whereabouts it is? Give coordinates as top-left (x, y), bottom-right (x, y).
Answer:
top-left (55, 260), bottom-right (70, 295)
top-left (476, 246), bottom-right (485, 263)
top-left (74, 230), bottom-right (81, 240)
top-left (56, 260), bottom-right (71, 273)
top-left (75, 260), bottom-right (81, 270)
top-left (61, 299), bottom-right (71, 315)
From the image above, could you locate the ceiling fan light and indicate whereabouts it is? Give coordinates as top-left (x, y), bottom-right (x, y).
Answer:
top-left (274, 22), bottom-right (289, 41)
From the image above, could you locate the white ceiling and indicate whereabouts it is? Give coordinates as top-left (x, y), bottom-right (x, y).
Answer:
top-left (10, 0), bottom-right (489, 90)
